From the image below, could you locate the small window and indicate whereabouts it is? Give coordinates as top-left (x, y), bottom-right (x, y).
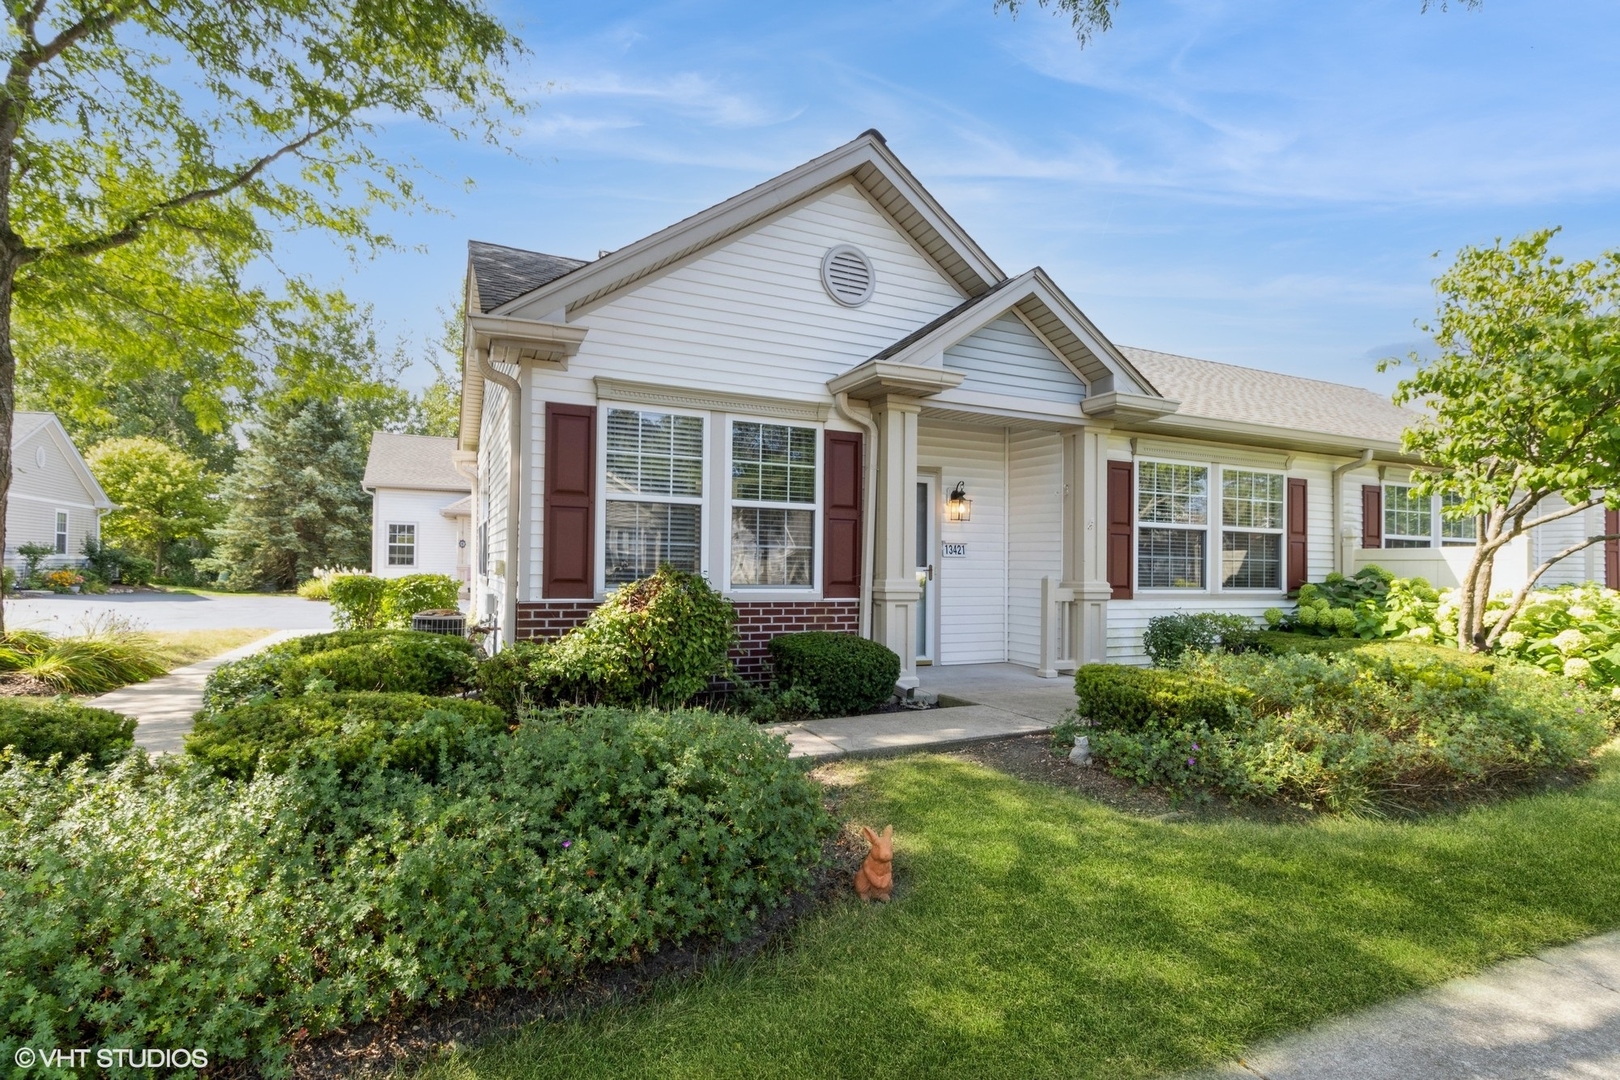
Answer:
top-left (1383, 484), bottom-right (1432, 548)
top-left (1220, 470), bottom-right (1284, 589)
top-left (604, 408), bottom-right (704, 586)
top-left (1137, 462), bottom-right (1208, 589)
top-left (1440, 492), bottom-right (1477, 547)
top-left (54, 511), bottom-right (68, 555)
top-left (387, 523), bottom-right (417, 567)
top-left (730, 421), bottom-right (816, 587)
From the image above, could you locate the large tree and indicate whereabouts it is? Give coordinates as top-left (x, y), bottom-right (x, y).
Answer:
top-left (85, 436), bottom-right (219, 577)
top-left (1389, 229), bottom-right (1620, 652)
top-left (0, 0), bottom-right (521, 626)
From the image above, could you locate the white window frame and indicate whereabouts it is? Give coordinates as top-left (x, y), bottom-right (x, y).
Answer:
top-left (54, 510), bottom-right (68, 556)
top-left (1382, 484), bottom-right (1477, 549)
top-left (1439, 491), bottom-right (1478, 547)
top-left (1218, 466), bottom-right (1287, 592)
top-left (596, 403), bottom-right (710, 594)
top-left (1134, 458), bottom-right (1212, 593)
top-left (386, 522), bottom-right (417, 567)
top-left (723, 416), bottom-right (822, 594)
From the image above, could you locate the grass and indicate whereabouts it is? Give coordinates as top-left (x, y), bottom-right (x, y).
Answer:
top-left (148, 628), bottom-right (272, 669)
top-left (414, 744), bottom-right (1620, 1080)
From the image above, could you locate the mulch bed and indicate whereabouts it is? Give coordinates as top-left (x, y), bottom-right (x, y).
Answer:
top-left (0, 673), bottom-right (58, 697)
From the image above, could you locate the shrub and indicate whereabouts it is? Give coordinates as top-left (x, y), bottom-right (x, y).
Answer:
top-left (329, 574), bottom-right (388, 629)
top-left (0, 699), bottom-right (136, 768)
top-left (120, 554), bottom-right (156, 587)
top-left (295, 566), bottom-right (365, 601)
top-left (473, 639), bottom-right (562, 716)
top-left (380, 573), bottom-right (461, 627)
top-left (0, 708), bottom-right (831, 1074)
top-left (767, 632), bottom-right (899, 717)
top-left (1073, 664), bottom-right (1252, 733)
top-left (185, 692), bottom-right (508, 780)
top-left (16, 541), bottom-right (54, 584)
top-left (201, 631), bottom-right (480, 714)
top-left (1141, 612), bottom-right (1259, 667)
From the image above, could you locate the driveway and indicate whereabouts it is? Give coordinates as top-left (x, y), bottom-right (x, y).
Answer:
top-left (4, 591), bottom-right (334, 633)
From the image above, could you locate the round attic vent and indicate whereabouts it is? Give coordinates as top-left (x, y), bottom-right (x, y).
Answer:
top-left (821, 244), bottom-right (875, 307)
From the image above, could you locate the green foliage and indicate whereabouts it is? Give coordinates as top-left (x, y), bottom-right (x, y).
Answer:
top-left (1073, 664), bottom-right (1252, 734)
top-left (328, 574), bottom-right (390, 629)
top-left (86, 436), bottom-right (221, 577)
top-left (200, 630), bottom-right (480, 715)
top-left (1141, 612), bottom-right (1259, 667)
top-left (0, 626), bottom-right (167, 694)
top-left (15, 542), bottom-right (54, 583)
top-left (185, 692), bottom-right (506, 781)
top-left (0, 699), bottom-right (135, 768)
top-left (767, 632), bottom-right (900, 717)
top-left (380, 573), bottom-right (461, 627)
top-left (0, 709), bottom-right (829, 1074)
top-left (472, 639), bottom-right (562, 716)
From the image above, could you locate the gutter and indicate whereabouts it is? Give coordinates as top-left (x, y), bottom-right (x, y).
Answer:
top-left (476, 346), bottom-right (523, 649)
top-left (832, 392), bottom-right (879, 639)
top-left (1331, 449), bottom-right (1375, 575)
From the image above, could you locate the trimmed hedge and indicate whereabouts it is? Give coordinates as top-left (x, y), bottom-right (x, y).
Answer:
top-left (0, 699), bottom-right (136, 768)
top-left (201, 631), bottom-right (480, 715)
top-left (767, 632), bottom-right (900, 718)
top-left (1072, 664), bottom-right (1252, 733)
top-left (185, 692), bottom-right (509, 781)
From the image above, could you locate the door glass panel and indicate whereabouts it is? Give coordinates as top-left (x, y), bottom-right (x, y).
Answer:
top-left (916, 481), bottom-right (930, 660)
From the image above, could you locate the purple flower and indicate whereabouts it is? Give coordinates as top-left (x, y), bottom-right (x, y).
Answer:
top-left (1191, 743), bottom-right (1200, 751)
top-left (562, 840), bottom-right (572, 849)
top-left (1187, 757), bottom-right (1197, 767)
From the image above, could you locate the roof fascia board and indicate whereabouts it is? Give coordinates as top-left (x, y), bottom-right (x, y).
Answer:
top-left (1124, 412), bottom-right (1415, 460)
top-left (827, 360), bottom-right (966, 401)
top-left (1027, 267), bottom-right (1160, 397)
top-left (845, 181), bottom-right (971, 301)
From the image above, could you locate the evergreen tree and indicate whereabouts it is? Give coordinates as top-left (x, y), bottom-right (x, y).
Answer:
top-left (202, 396), bottom-right (372, 590)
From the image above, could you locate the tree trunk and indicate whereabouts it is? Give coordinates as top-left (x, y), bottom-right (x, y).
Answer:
top-left (0, 261), bottom-right (14, 632)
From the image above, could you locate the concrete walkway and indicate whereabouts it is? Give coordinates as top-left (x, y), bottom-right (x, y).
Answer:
top-left (767, 662), bottom-right (1075, 760)
top-left (94, 630), bottom-right (313, 754)
top-left (1196, 932), bottom-right (1620, 1080)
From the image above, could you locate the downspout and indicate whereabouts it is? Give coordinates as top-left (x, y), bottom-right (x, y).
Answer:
top-left (1331, 449), bottom-right (1375, 576)
top-left (477, 346), bottom-right (523, 649)
top-left (833, 392), bottom-right (878, 639)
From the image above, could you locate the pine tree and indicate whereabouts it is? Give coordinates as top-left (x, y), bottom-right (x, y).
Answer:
top-left (203, 396), bottom-right (373, 590)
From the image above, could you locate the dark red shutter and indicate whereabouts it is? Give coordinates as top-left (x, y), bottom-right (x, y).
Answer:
top-left (1361, 485), bottom-right (1383, 549)
top-left (1107, 460), bottom-right (1134, 600)
top-left (543, 403), bottom-right (595, 598)
top-left (1606, 508), bottom-right (1619, 591)
top-left (823, 431), bottom-right (863, 599)
top-left (1286, 477), bottom-right (1308, 593)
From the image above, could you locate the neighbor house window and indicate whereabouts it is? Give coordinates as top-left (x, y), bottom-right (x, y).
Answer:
top-left (54, 511), bottom-right (68, 555)
top-left (1383, 484), bottom-right (1433, 548)
top-left (1440, 492), bottom-right (1477, 547)
top-left (1220, 469), bottom-right (1284, 589)
top-left (604, 408), bottom-right (704, 587)
top-left (1137, 461), bottom-right (1208, 589)
top-left (387, 523), bottom-right (417, 566)
top-left (729, 421), bottom-right (816, 587)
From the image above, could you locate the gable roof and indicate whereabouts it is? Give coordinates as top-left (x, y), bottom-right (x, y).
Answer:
top-left (468, 242), bottom-right (588, 313)
top-left (1119, 347), bottom-right (1419, 449)
top-left (10, 411), bottom-right (52, 446)
top-left (11, 411), bottom-right (114, 509)
top-left (362, 432), bottom-right (471, 492)
top-left (477, 130), bottom-right (1003, 322)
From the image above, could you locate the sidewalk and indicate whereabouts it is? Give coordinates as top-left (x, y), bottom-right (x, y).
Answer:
top-left (93, 630), bottom-right (313, 754)
top-left (1194, 931), bottom-right (1620, 1080)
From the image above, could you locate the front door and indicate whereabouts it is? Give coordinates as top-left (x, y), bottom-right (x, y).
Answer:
top-left (916, 476), bottom-right (937, 665)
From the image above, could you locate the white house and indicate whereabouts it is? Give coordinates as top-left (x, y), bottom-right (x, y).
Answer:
top-left (456, 130), bottom-right (1620, 685)
top-left (5, 411), bottom-right (112, 572)
top-left (361, 432), bottom-right (473, 589)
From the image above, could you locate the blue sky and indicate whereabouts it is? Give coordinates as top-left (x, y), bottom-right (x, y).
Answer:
top-left (289, 0), bottom-right (1620, 394)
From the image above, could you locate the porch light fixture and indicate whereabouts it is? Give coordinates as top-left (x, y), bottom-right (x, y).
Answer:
top-left (945, 481), bottom-right (972, 523)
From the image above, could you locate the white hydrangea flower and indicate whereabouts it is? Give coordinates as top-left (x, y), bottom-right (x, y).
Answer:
top-left (1497, 630), bottom-right (1526, 650)
top-left (1552, 628), bottom-right (1587, 654)
top-left (1611, 686), bottom-right (1620, 702)
top-left (1407, 626), bottom-right (1434, 640)
top-left (1563, 657), bottom-right (1593, 680)
top-left (1568, 605), bottom-right (1595, 620)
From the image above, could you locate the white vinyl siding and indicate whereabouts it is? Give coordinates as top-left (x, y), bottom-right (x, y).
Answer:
top-left (943, 314), bottom-right (1085, 402)
top-left (1006, 430), bottom-right (1065, 667)
top-left (919, 421), bottom-right (1007, 665)
top-left (372, 489), bottom-right (468, 581)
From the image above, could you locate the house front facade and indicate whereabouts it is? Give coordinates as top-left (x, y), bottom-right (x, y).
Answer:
top-left (4, 411), bottom-right (111, 572)
top-left (458, 131), bottom-right (1619, 684)
top-left (361, 432), bottom-right (473, 590)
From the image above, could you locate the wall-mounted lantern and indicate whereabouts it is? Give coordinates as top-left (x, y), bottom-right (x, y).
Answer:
top-left (945, 481), bottom-right (972, 523)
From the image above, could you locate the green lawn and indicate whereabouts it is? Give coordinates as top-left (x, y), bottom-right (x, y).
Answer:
top-left (415, 745), bottom-right (1620, 1080)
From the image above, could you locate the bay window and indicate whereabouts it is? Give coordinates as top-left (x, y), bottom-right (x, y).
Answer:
top-left (1220, 469), bottom-right (1284, 589)
top-left (729, 420), bottom-right (816, 587)
top-left (1137, 461), bottom-right (1208, 589)
top-left (604, 408), bottom-right (704, 586)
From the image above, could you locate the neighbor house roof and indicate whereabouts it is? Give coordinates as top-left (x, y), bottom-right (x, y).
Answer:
top-left (1119, 347), bottom-right (1419, 449)
top-left (362, 433), bottom-right (471, 492)
top-left (10, 411), bottom-right (53, 446)
top-left (468, 242), bottom-right (589, 314)
top-left (9, 411), bottom-right (114, 509)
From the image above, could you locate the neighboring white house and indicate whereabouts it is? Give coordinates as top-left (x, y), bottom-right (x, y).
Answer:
top-left (361, 432), bottom-right (473, 589)
top-left (5, 411), bottom-right (112, 572)
top-left (456, 130), bottom-right (1619, 684)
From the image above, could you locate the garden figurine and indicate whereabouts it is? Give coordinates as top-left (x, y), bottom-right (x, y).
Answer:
top-left (1068, 735), bottom-right (1091, 767)
top-left (854, 825), bottom-right (894, 902)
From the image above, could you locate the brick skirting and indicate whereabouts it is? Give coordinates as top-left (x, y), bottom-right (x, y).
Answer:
top-left (514, 598), bottom-right (861, 682)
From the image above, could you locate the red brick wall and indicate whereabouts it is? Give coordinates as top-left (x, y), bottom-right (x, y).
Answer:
top-left (513, 598), bottom-right (861, 683)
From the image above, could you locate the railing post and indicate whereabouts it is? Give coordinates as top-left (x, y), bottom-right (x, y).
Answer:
top-left (1037, 576), bottom-right (1059, 678)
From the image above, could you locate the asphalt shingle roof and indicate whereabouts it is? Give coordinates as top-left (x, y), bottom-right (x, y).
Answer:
top-left (1119, 347), bottom-right (1419, 446)
top-left (362, 433), bottom-right (470, 492)
top-left (468, 241), bottom-right (588, 313)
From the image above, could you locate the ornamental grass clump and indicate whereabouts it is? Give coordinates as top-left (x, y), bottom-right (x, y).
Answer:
top-left (0, 708), bottom-right (830, 1076)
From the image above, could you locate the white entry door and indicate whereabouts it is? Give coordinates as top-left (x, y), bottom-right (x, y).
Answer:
top-left (916, 476), bottom-right (937, 664)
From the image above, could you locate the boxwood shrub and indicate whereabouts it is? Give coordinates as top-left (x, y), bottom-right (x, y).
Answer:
top-left (0, 707), bottom-right (831, 1075)
top-left (1072, 664), bottom-right (1252, 733)
top-left (767, 631), bottom-right (900, 718)
top-left (201, 631), bottom-right (480, 715)
top-left (185, 692), bottom-right (509, 781)
top-left (0, 698), bottom-right (135, 768)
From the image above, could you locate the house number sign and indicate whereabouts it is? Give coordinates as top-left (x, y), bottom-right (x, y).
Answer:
top-left (941, 543), bottom-right (968, 558)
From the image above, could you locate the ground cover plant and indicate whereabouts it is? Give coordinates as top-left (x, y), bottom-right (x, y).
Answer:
top-left (200, 629), bottom-right (480, 715)
top-left (0, 708), bottom-right (829, 1076)
top-left (404, 745), bottom-right (1620, 1080)
top-left (0, 699), bottom-right (135, 767)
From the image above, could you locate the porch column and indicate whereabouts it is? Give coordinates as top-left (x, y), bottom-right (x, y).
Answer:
top-left (1063, 423), bottom-right (1113, 666)
top-left (869, 395), bottom-right (922, 691)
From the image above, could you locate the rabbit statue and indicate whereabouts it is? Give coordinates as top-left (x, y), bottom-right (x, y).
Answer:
top-left (854, 824), bottom-right (894, 902)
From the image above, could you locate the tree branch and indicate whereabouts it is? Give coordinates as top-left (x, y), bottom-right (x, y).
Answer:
top-left (1486, 531), bottom-right (1620, 647)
